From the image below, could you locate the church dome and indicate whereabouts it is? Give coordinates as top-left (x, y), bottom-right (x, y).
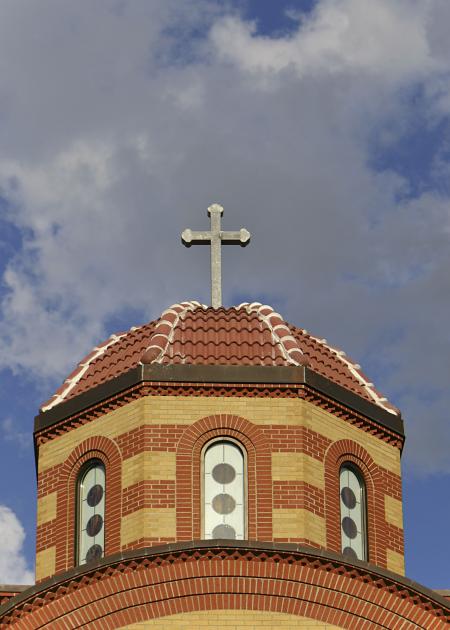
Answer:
top-left (41, 301), bottom-right (399, 416)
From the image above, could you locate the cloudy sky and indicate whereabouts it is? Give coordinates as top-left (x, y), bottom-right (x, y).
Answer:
top-left (0, 0), bottom-right (449, 588)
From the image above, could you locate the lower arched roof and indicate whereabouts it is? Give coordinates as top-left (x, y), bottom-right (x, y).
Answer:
top-left (1, 541), bottom-right (448, 629)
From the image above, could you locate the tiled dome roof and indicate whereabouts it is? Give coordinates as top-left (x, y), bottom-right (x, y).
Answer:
top-left (41, 301), bottom-right (398, 415)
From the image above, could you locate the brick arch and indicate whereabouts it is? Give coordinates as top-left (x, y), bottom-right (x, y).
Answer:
top-left (176, 414), bottom-right (272, 540)
top-left (55, 436), bottom-right (122, 574)
top-left (5, 545), bottom-right (448, 629)
top-left (323, 439), bottom-right (386, 567)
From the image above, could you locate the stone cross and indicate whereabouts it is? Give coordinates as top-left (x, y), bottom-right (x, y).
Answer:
top-left (182, 203), bottom-right (251, 308)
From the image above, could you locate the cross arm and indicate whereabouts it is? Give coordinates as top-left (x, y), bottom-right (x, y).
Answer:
top-left (181, 229), bottom-right (212, 246)
top-left (182, 228), bottom-right (251, 247)
top-left (221, 229), bottom-right (251, 246)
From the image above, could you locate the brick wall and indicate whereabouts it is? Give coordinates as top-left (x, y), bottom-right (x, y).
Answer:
top-left (121, 611), bottom-right (343, 628)
top-left (34, 391), bottom-right (404, 582)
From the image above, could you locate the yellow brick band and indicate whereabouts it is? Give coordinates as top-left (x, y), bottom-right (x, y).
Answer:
top-left (272, 508), bottom-right (326, 546)
top-left (122, 610), bottom-right (343, 628)
top-left (36, 492), bottom-right (57, 526)
top-left (38, 396), bottom-right (401, 477)
top-left (122, 451), bottom-right (176, 489)
top-left (386, 548), bottom-right (405, 576)
top-left (35, 546), bottom-right (56, 582)
top-left (121, 508), bottom-right (176, 546)
top-left (272, 452), bottom-right (324, 488)
top-left (384, 495), bottom-right (404, 529)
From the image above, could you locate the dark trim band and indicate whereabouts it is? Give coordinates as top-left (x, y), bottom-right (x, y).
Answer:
top-left (34, 364), bottom-right (404, 437)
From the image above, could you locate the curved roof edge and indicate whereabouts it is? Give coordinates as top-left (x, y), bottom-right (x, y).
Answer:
top-left (1, 541), bottom-right (448, 622)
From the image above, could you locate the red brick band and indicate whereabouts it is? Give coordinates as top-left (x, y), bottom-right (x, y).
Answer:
top-left (273, 481), bottom-right (325, 517)
top-left (122, 480), bottom-right (175, 515)
top-left (116, 424), bottom-right (184, 458)
top-left (263, 425), bottom-right (331, 460)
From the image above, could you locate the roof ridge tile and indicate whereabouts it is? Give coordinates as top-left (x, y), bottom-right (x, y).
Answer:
top-left (41, 331), bottom-right (129, 412)
top-left (306, 333), bottom-right (399, 416)
top-left (242, 303), bottom-right (308, 367)
top-left (141, 301), bottom-right (206, 365)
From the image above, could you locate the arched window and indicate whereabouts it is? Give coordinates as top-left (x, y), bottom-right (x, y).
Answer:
top-left (76, 460), bottom-right (106, 565)
top-left (203, 439), bottom-right (246, 540)
top-left (340, 463), bottom-right (367, 561)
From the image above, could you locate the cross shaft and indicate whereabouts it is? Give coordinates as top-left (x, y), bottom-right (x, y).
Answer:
top-left (181, 203), bottom-right (251, 308)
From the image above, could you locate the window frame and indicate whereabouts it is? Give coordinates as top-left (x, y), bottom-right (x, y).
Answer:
top-left (75, 458), bottom-right (106, 566)
top-left (339, 462), bottom-right (368, 562)
top-left (201, 437), bottom-right (248, 540)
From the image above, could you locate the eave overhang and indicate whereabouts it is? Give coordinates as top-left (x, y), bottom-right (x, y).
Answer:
top-left (34, 364), bottom-right (404, 438)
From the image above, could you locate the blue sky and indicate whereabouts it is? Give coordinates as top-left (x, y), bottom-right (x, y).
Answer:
top-left (0, 0), bottom-right (449, 589)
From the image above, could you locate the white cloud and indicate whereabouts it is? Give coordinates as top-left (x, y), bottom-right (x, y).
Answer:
top-left (0, 0), bottom-right (449, 473)
top-left (0, 506), bottom-right (34, 584)
top-left (210, 0), bottom-right (433, 81)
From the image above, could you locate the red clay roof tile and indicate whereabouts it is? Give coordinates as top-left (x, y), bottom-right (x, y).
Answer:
top-left (41, 301), bottom-right (398, 416)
